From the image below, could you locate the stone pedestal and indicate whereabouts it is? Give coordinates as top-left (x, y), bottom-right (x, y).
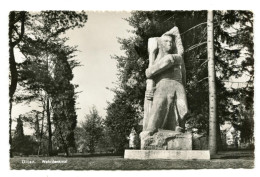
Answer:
top-left (124, 150), bottom-right (210, 160)
top-left (126, 129), bottom-right (210, 160)
top-left (140, 129), bottom-right (192, 150)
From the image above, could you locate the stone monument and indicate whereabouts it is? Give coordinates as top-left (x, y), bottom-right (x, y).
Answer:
top-left (141, 26), bottom-right (190, 150)
top-left (125, 27), bottom-right (210, 160)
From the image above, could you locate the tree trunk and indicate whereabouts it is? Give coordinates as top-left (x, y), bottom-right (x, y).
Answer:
top-left (57, 124), bottom-right (69, 156)
top-left (9, 99), bottom-right (13, 158)
top-left (34, 112), bottom-right (40, 155)
top-left (9, 11), bottom-right (26, 158)
top-left (46, 96), bottom-right (52, 156)
top-left (207, 10), bottom-right (217, 155)
top-left (9, 11), bottom-right (26, 106)
top-left (9, 46), bottom-right (17, 158)
top-left (216, 119), bottom-right (222, 151)
top-left (38, 102), bottom-right (45, 156)
top-left (35, 113), bottom-right (40, 139)
top-left (9, 13), bottom-right (17, 158)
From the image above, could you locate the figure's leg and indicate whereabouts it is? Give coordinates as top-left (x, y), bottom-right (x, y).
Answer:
top-left (175, 83), bottom-right (188, 129)
top-left (161, 92), bottom-right (177, 130)
top-left (146, 93), bottom-right (167, 135)
top-left (143, 95), bottom-right (153, 130)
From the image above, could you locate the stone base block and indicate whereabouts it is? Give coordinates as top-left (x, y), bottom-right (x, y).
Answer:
top-left (140, 130), bottom-right (192, 150)
top-left (124, 150), bottom-right (210, 160)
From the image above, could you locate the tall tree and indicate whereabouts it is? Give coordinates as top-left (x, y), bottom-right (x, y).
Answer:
top-left (214, 11), bottom-right (254, 147)
top-left (19, 109), bottom-right (46, 155)
top-left (12, 116), bottom-right (38, 155)
top-left (51, 74), bottom-right (78, 156)
top-left (9, 11), bottom-right (27, 157)
top-left (74, 126), bottom-right (87, 153)
top-left (9, 11), bottom-right (27, 105)
top-left (10, 11), bottom-right (88, 156)
top-left (12, 116), bottom-right (25, 154)
top-left (14, 115), bottom-right (24, 138)
top-left (207, 10), bottom-right (217, 155)
top-left (105, 91), bottom-right (141, 153)
top-left (82, 106), bottom-right (104, 153)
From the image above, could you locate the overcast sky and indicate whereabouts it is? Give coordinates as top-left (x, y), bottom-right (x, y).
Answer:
top-left (12, 11), bottom-right (133, 133)
top-left (67, 11), bottom-right (133, 122)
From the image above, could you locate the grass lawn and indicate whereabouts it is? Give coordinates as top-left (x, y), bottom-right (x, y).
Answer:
top-left (10, 152), bottom-right (254, 170)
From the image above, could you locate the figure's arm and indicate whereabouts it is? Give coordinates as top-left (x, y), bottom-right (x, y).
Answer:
top-left (163, 26), bottom-right (184, 56)
top-left (146, 54), bottom-right (182, 78)
top-left (148, 37), bottom-right (159, 67)
top-left (145, 38), bottom-right (158, 99)
top-left (165, 26), bottom-right (186, 86)
top-left (146, 27), bottom-right (185, 79)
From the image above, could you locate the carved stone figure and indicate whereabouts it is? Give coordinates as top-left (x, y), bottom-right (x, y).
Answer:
top-left (141, 27), bottom-right (189, 149)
